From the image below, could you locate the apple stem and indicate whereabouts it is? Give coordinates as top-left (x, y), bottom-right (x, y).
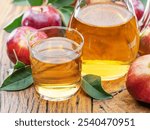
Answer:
top-left (13, 49), bottom-right (18, 62)
top-left (41, 8), bottom-right (43, 12)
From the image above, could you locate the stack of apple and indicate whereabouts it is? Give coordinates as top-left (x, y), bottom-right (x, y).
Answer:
top-left (126, 30), bottom-right (150, 104)
top-left (6, 5), bottom-right (62, 65)
top-left (126, 1), bottom-right (150, 104)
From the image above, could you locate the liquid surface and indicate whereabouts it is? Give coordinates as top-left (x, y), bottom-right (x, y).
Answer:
top-left (31, 37), bottom-right (81, 101)
top-left (77, 4), bottom-right (132, 26)
top-left (70, 3), bottom-right (139, 80)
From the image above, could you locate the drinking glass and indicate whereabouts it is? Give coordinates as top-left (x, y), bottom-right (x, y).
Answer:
top-left (28, 26), bottom-right (84, 101)
top-left (69, 0), bottom-right (150, 81)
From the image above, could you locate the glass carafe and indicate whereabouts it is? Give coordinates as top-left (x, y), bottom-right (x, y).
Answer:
top-left (69, 0), bottom-right (150, 81)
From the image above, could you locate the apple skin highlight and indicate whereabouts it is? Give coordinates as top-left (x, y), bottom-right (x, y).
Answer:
top-left (22, 5), bottom-right (62, 29)
top-left (126, 55), bottom-right (150, 104)
top-left (139, 27), bottom-right (150, 55)
top-left (6, 26), bottom-right (47, 65)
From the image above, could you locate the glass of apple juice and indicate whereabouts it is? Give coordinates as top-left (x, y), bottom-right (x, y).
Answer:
top-left (28, 26), bottom-right (84, 101)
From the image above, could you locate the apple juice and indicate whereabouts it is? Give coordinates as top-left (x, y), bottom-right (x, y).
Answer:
top-left (30, 37), bottom-right (81, 100)
top-left (69, 3), bottom-right (139, 80)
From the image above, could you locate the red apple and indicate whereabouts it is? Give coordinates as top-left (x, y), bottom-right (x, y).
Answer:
top-left (22, 5), bottom-right (61, 29)
top-left (6, 26), bottom-right (47, 65)
top-left (139, 27), bottom-right (150, 55)
top-left (126, 55), bottom-right (150, 103)
top-left (132, 0), bottom-right (144, 20)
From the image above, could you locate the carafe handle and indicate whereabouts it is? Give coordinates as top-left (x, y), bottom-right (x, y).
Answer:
top-left (138, 0), bottom-right (150, 31)
top-left (126, 0), bottom-right (150, 31)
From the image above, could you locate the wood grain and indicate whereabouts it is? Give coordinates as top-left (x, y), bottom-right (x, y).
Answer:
top-left (93, 90), bottom-right (150, 113)
top-left (0, 0), bottom-right (150, 113)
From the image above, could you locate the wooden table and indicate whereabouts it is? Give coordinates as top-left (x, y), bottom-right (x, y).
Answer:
top-left (0, 0), bottom-right (150, 113)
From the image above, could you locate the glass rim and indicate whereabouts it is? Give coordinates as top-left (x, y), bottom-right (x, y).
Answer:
top-left (29, 26), bottom-right (84, 58)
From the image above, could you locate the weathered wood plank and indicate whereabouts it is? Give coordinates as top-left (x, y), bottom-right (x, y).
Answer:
top-left (93, 76), bottom-right (150, 113)
top-left (0, 87), bottom-right (91, 113)
top-left (93, 90), bottom-right (150, 113)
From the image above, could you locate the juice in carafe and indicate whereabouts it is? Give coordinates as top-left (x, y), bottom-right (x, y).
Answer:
top-left (69, 3), bottom-right (139, 80)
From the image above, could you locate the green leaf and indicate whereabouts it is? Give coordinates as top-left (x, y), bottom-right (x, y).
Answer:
top-left (141, 0), bottom-right (147, 6)
top-left (82, 75), bottom-right (112, 100)
top-left (27, 0), bottom-right (43, 6)
top-left (48, 0), bottom-right (57, 3)
top-left (12, 0), bottom-right (29, 6)
top-left (50, 0), bottom-right (74, 8)
top-left (4, 14), bottom-right (23, 33)
top-left (0, 66), bottom-right (33, 91)
top-left (59, 6), bottom-right (74, 26)
top-left (14, 61), bottom-right (26, 70)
